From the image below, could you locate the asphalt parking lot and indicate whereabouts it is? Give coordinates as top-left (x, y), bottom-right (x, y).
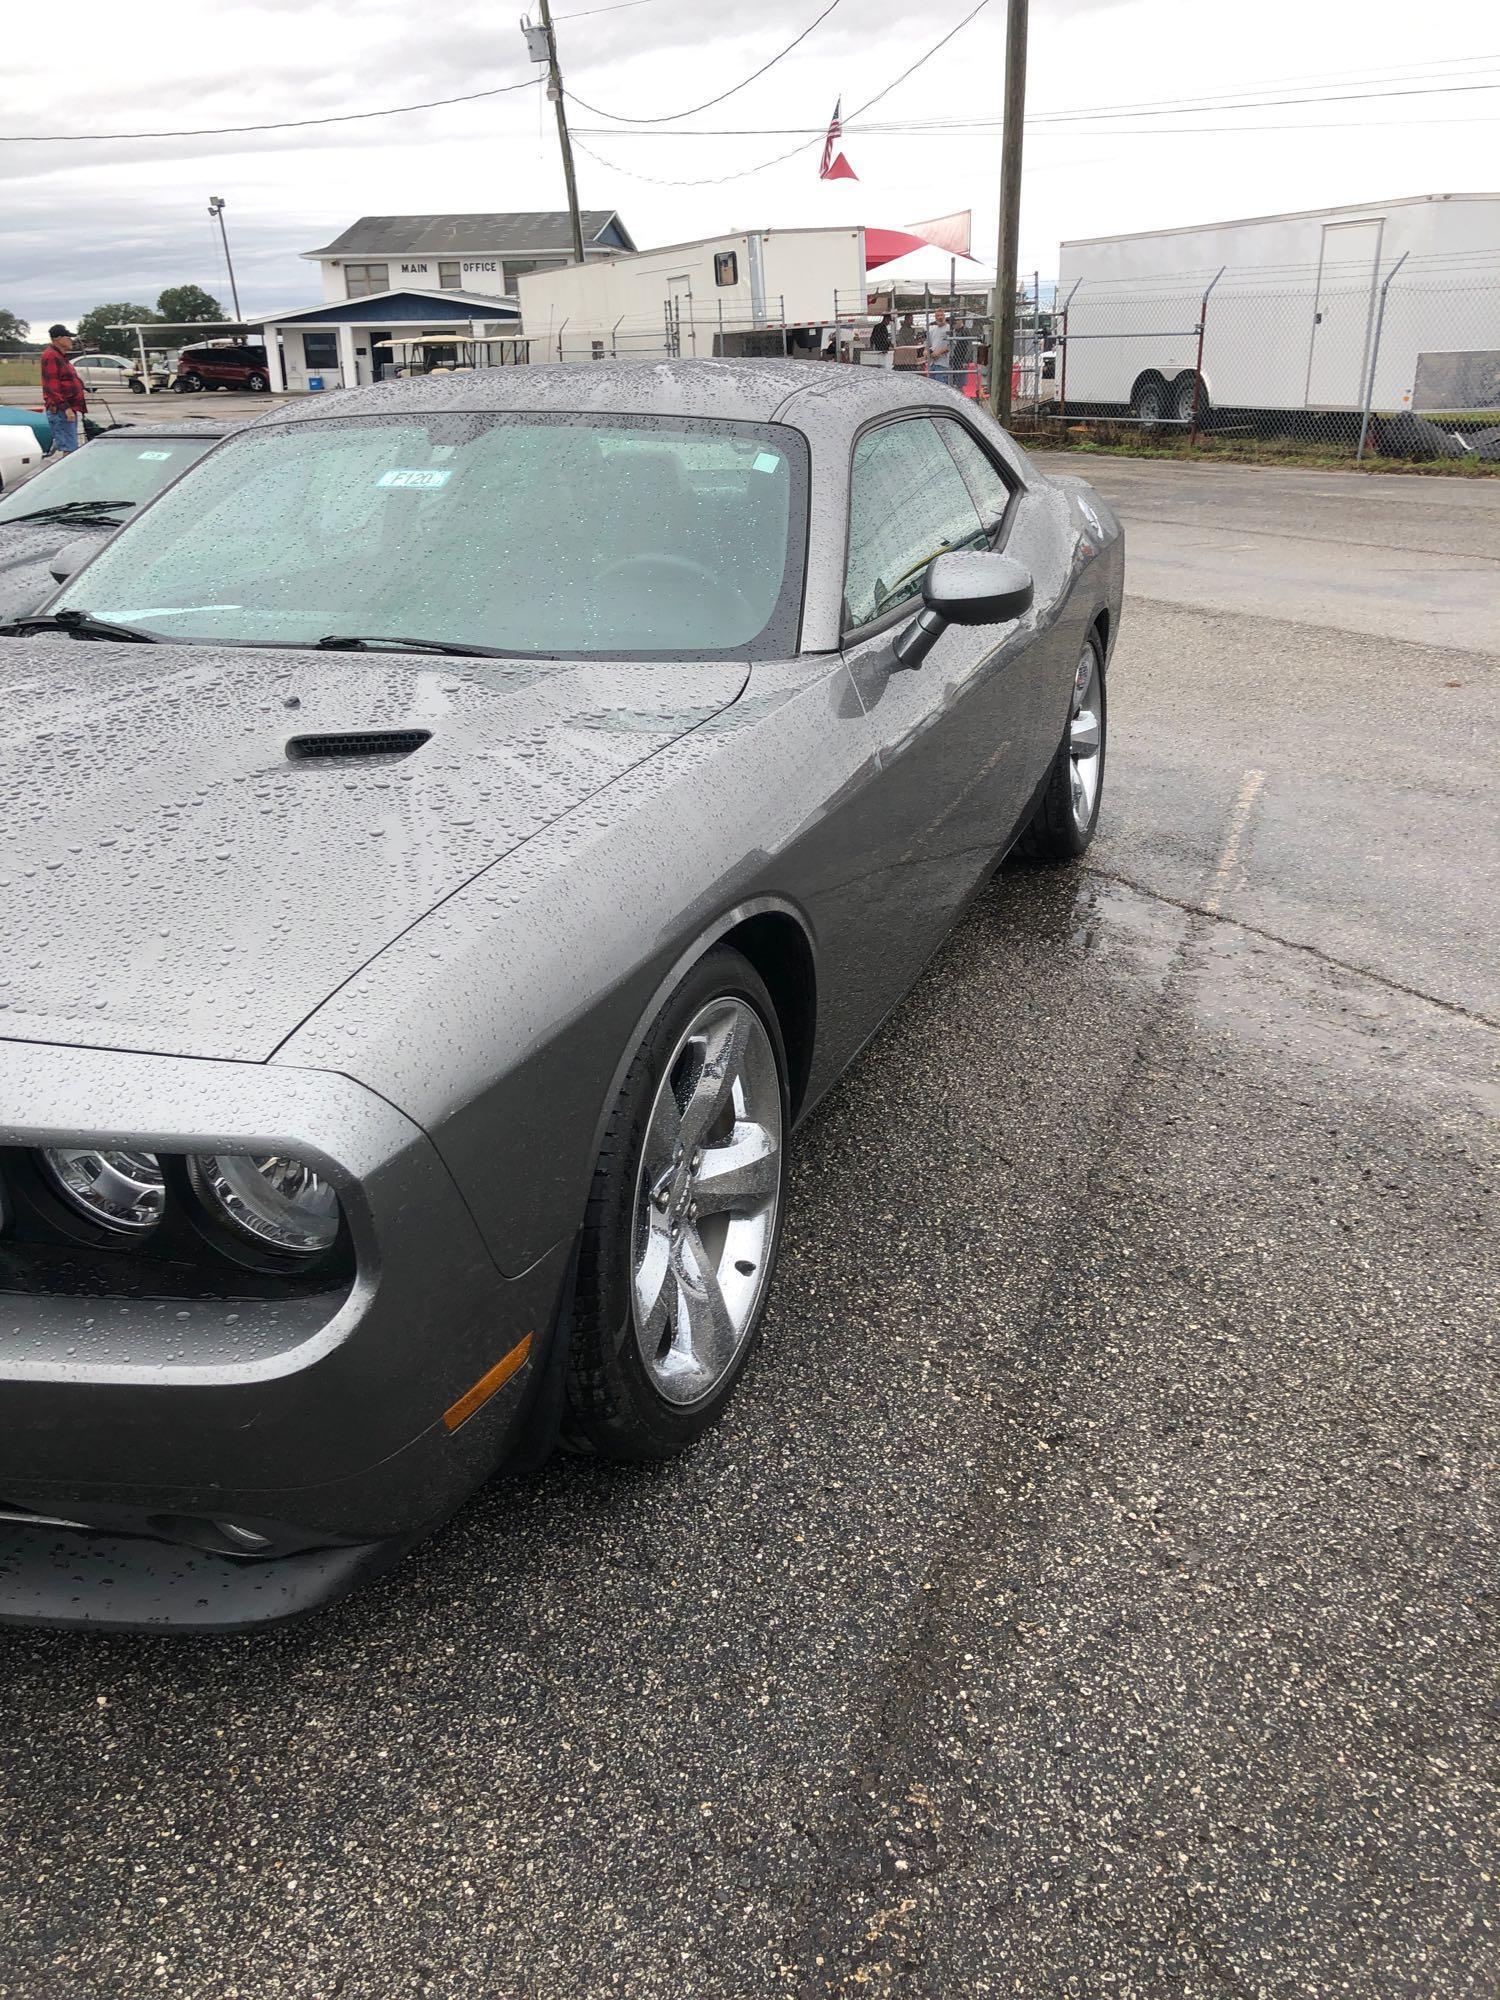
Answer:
top-left (2, 456), bottom-right (1496, 1999)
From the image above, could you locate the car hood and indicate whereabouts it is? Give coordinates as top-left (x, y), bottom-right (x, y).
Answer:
top-left (0, 640), bottom-right (747, 1061)
top-left (0, 520), bottom-right (97, 619)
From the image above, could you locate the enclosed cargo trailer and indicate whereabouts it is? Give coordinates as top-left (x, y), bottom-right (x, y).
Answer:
top-left (1057, 193), bottom-right (1500, 425)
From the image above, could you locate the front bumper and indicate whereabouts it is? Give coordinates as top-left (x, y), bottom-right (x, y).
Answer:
top-left (0, 1038), bottom-right (570, 1629)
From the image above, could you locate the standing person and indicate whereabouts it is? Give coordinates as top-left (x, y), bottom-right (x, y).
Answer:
top-left (925, 309), bottom-right (951, 386)
top-left (40, 325), bottom-right (88, 454)
top-left (868, 312), bottom-right (894, 370)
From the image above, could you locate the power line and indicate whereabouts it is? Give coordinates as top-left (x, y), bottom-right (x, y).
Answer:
top-left (554, 0), bottom-right (665, 15)
top-left (577, 67), bottom-right (1500, 139)
top-left (576, 0), bottom-right (991, 185)
top-left (567, 0), bottom-right (843, 123)
top-left (2, 74), bottom-right (541, 143)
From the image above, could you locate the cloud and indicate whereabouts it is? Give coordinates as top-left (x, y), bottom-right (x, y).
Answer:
top-left (4, 0), bottom-right (1497, 330)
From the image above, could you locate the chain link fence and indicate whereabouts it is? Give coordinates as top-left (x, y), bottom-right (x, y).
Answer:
top-left (1014, 256), bottom-right (1500, 463)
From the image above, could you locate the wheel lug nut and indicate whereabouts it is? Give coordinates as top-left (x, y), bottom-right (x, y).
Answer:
top-left (654, 1187), bottom-right (670, 1210)
top-left (691, 1149), bottom-right (702, 1169)
top-left (689, 1201), bottom-right (698, 1219)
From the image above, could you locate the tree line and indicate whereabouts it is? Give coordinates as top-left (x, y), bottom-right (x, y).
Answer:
top-left (0, 287), bottom-right (233, 356)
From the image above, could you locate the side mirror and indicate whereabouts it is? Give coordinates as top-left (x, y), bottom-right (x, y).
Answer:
top-left (892, 550), bottom-right (1034, 670)
top-left (49, 536), bottom-right (96, 586)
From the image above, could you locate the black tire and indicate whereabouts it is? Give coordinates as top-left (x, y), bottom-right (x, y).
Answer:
top-left (564, 946), bottom-right (789, 1460)
top-left (1131, 376), bottom-right (1168, 430)
top-left (1016, 632), bottom-right (1106, 861)
top-left (183, 372), bottom-right (204, 393)
top-left (1171, 371), bottom-right (1206, 426)
top-left (246, 372), bottom-right (268, 393)
top-left (129, 379), bottom-right (146, 394)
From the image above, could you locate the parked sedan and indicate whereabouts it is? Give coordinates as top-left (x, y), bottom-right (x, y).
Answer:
top-left (0, 421), bottom-right (233, 619)
top-left (0, 361), bottom-right (1121, 1631)
top-left (68, 352), bottom-right (138, 392)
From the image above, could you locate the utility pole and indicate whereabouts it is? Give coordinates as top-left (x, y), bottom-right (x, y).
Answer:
top-left (987, 0), bottom-right (1028, 421)
top-left (207, 196), bottom-right (242, 320)
top-left (531, 0), bottom-right (586, 265)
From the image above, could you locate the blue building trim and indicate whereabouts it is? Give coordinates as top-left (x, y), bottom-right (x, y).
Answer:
top-left (271, 292), bottom-right (520, 327)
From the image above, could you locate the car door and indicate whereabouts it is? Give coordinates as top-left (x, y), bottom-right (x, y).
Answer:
top-left (834, 412), bottom-right (1048, 1002)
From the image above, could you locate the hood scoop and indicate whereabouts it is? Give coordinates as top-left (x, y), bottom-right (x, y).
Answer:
top-left (286, 728), bottom-right (431, 763)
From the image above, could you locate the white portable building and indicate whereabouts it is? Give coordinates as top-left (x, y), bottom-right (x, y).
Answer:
top-left (516, 228), bottom-right (868, 362)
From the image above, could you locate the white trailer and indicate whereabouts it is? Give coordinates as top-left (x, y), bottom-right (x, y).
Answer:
top-left (516, 227), bottom-right (868, 363)
top-left (1057, 193), bottom-right (1500, 425)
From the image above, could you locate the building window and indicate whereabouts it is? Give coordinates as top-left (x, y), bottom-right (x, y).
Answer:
top-left (714, 251), bottom-right (739, 288)
top-left (303, 331), bottom-right (339, 370)
top-left (438, 262), bottom-right (462, 290)
top-left (343, 262), bottom-right (389, 297)
top-left (592, 340), bottom-right (605, 360)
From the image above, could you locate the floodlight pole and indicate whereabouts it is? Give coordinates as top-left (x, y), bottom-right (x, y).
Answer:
top-left (207, 197), bottom-right (242, 320)
top-left (988, 0), bottom-right (1028, 421)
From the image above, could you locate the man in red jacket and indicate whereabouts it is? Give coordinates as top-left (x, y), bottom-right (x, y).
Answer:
top-left (40, 324), bottom-right (88, 455)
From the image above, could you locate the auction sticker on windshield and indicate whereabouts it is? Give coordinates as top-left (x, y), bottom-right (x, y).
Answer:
top-left (377, 469), bottom-right (453, 489)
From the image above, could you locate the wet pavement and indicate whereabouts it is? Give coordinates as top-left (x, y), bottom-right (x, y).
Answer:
top-left (1, 459), bottom-right (1496, 1998)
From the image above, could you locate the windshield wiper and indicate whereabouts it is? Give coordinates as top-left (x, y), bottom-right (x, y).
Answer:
top-left (5, 498), bottom-right (137, 526)
top-left (0, 608), bottom-right (159, 643)
top-left (314, 632), bottom-right (505, 658)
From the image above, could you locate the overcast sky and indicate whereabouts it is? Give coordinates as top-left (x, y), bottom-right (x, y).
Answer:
top-left (4, 0), bottom-right (1497, 328)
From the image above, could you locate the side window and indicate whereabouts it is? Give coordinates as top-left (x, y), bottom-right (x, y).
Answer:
top-left (844, 418), bottom-right (987, 630)
top-left (936, 420), bottom-right (1015, 535)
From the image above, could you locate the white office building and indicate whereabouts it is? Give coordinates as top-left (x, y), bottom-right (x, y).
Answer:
top-left (253, 210), bottom-right (636, 392)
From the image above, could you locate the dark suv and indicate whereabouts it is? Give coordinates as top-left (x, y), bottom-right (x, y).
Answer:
top-left (174, 342), bottom-right (271, 393)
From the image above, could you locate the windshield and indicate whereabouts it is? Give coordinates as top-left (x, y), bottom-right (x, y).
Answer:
top-left (53, 411), bottom-right (808, 659)
top-left (0, 433), bottom-right (214, 524)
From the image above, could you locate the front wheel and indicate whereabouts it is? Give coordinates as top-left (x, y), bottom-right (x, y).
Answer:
top-left (565, 948), bottom-right (788, 1459)
top-left (1131, 376), bottom-right (1168, 430)
top-left (1016, 633), bottom-right (1106, 861)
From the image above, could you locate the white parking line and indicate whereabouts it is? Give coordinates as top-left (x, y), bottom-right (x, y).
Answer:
top-left (1204, 768), bottom-right (1266, 914)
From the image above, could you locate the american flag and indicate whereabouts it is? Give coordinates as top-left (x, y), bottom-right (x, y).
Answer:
top-left (819, 99), bottom-right (857, 180)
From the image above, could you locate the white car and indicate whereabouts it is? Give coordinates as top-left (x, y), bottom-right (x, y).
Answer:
top-left (69, 352), bottom-right (136, 391)
top-left (0, 422), bottom-right (45, 491)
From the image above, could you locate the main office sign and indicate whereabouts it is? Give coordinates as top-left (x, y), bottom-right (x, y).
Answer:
top-left (396, 259), bottom-right (508, 297)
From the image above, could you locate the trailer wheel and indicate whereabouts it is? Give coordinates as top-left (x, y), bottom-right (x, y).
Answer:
top-left (1130, 375), bottom-right (1169, 431)
top-left (1171, 372), bottom-right (1207, 426)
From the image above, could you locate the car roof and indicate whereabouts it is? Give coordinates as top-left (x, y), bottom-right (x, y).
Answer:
top-left (95, 420), bottom-right (238, 441)
top-left (256, 359), bottom-right (969, 445)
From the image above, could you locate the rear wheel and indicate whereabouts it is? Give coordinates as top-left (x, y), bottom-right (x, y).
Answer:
top-left (565, 948), bottom-right (788, 1458)
top-left (246, 372), bottom-right (268, 393)
top-left (180, 372), bottom-right (203, 393)
top-left (1016, 633), bottom-right (1106, 861)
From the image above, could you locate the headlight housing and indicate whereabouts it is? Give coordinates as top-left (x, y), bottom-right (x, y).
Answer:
top-left (187, 1154), bottom-right (341, 1257)
top-left (41, 1148), bottom-right (167, 1234)
top-left (3, 1141), bottom-right (348, 1298)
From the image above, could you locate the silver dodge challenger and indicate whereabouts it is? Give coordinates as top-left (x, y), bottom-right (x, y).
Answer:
top-left (0, 361), bottom-right (1121, 1630)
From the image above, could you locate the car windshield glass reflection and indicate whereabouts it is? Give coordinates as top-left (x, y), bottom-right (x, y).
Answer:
top-left (53, 412), bottom-right (806, 659)
top-left (0, 435), bottom-right (214, 525)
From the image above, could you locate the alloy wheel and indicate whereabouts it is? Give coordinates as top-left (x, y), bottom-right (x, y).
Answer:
top-left (1068, 644), bottom-right (1104, 833)
top-left (631, 996), bottom-right (783, 1408)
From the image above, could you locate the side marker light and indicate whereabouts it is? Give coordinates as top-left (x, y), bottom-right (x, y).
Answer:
top-left (443, 1333), bottom-right (534, 1433)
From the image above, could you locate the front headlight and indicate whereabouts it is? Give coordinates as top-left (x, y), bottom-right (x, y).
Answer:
top-left (187, 1154), bottom-right (340, 1256)
top-left (41, 1148), bottom-right (166, 1233)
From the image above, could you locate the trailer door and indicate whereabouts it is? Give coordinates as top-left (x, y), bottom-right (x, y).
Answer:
top-left (1305, 218), bottom-right (1383, 408)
